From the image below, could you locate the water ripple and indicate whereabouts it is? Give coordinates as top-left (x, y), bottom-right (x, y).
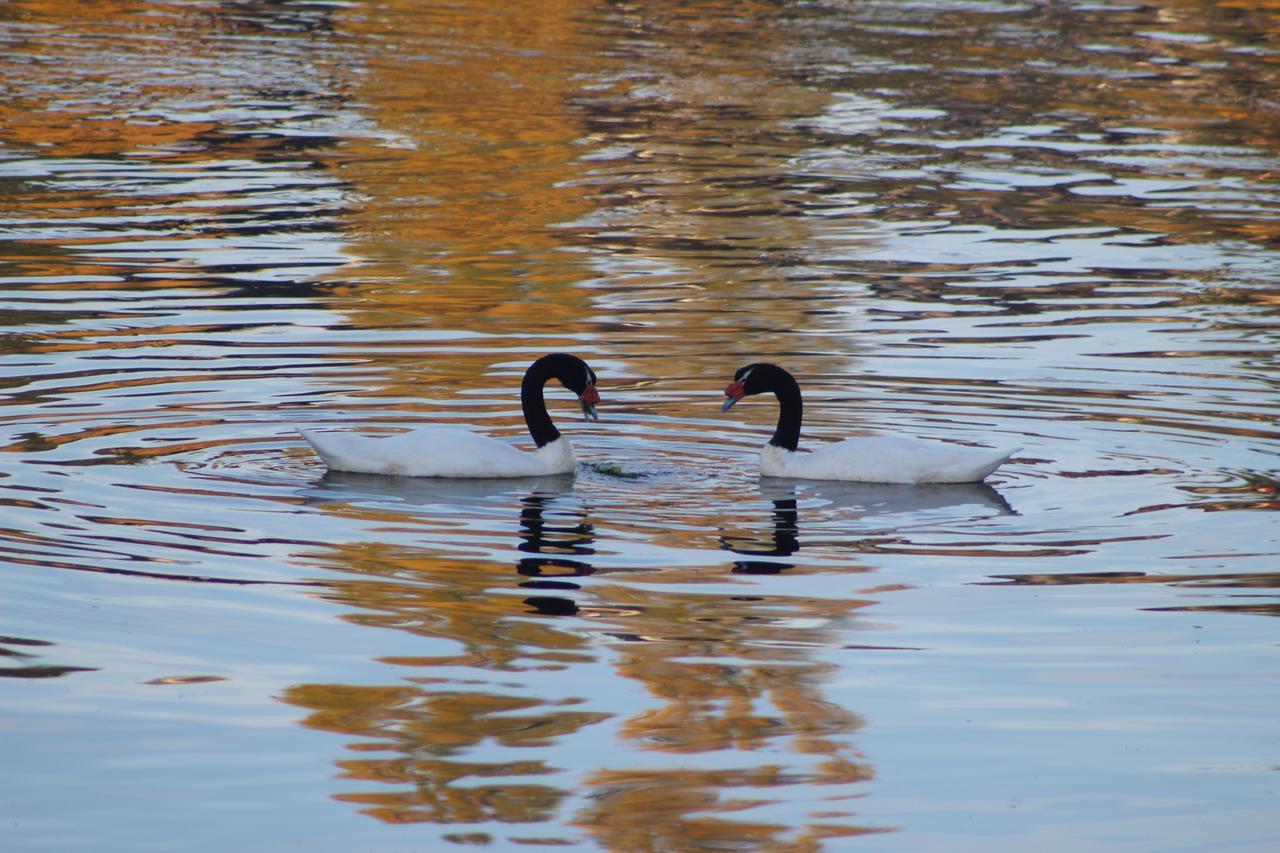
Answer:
top-left (2, 0), bottom-right (1278, 849)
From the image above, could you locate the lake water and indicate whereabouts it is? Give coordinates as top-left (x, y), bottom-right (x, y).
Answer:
top-left (2, 1), bottom-right (1278, 850)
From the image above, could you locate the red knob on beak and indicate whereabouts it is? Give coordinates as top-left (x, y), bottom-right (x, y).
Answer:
top-left (722, 380), bottom-right (745, 412)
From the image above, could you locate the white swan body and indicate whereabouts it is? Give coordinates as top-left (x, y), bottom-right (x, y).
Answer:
top-left (301, 353), bottom-right (599, 479)
top-left (759, 437), bottom-right (1017, 484)
top-left (300, 428), bottom-right (576, 478)
top-left (724, 362), bottom-right (1017, 484)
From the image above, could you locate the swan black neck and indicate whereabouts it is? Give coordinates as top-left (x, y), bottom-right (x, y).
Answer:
top-left (766, 370), bottom-right (803, 452)
top-left (736, 362), bottom-right (803, 451)
top-left (520, 353), bottom-right (593, 448)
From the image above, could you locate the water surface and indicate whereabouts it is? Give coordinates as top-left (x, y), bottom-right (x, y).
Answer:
top-left (2, 1), bottom-right (1278, 850)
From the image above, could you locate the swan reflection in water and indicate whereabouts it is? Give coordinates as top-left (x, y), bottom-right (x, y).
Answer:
top-left (721, 479), bottom-right (1016, 573)
top-left (720, 494), bottom-right (800, 575)
top-left (514, 486), bottom-right (597, 617)
top-left (290, 471), bottom-right (886, 844)
top-left (304, 470), bottom-right (595, 617)
top-left (303, 469), bottom-right (577, 509)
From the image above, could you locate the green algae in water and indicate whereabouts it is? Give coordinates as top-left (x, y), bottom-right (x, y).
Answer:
top-left (589, 462), bottom-right (643, 479)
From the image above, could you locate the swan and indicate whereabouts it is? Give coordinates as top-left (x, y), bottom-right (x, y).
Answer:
top-left (721, 363), bottom-right (1017, 484)
top-left (300, 353), bottom-right (600, 478)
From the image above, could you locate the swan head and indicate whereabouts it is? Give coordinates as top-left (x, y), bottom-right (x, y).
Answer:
top-left (579, 385), bottom-right (600, 421)
top-left (722, 363), bottom-right (777, 411)
top-left (547, 354), bottom-right (599, 421)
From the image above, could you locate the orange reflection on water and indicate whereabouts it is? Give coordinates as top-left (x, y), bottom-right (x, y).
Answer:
top-left (320, 0), bottom-right (612, 334)
top-left (288, 679), bottom-right (604, 826)
top-left (283, 482), bottom-right (883, 842)
top-left (575, 765), bottom-right (886, 852)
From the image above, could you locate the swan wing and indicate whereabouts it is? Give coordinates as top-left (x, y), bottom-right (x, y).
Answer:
top-left (772, 435), bottom-right (1017, 484)
top-left (300, 427), bottom-right (575, 478)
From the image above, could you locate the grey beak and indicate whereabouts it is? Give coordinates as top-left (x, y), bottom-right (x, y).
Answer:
top-left (581, 400), bottom-right (599, 421)
top-left (721, 396), bottom-right (739, 413)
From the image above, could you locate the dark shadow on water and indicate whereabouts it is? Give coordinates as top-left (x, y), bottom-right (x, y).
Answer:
top-left (983, 570), bottom-right (1280, 617)
top-left (760, 478), bottom-right (1016, 517)
top-left (303, 470), bottom-right (577, 510)
top-left (0, 635), bottom-right (97, 679)
top-left (721, 480), bottom-right (1016, 573)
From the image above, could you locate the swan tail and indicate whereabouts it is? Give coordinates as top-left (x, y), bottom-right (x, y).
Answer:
top-left (298, 428), bottom-right (340, 469)
top-left (298, 428), bottom-right (378, 473)
top-left (950, 446), bottom-right (1020, 483)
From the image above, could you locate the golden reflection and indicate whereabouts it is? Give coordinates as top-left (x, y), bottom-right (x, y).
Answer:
top-left (0, 0), bottom-right (349, 308)
top-left (289, 681), bottom-right (602, 825)
top-left (1180, 472), bottom-right (1280, 511)
top-left (285, 484), bottom-right (883, 841)
top-left (575, 766), bottom-right (886, 852)
top-left (310, 0), bottom-right (872, 399)
top-left (555, 0), bottom-right (860, 375)
top-left (0, 0), bottom-right (334, 157)
top-left (318, 0), bottom-right (611, 334)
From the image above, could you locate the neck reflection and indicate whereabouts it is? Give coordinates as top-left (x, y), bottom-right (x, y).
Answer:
top-left (515, 488), bottom-right (596, 617)
top-left (720, 492), bottom-right (800, 575)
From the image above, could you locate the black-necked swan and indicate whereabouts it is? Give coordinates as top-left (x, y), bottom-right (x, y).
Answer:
top-left (300, 353), bottom-right (600, 478)
top-left (721, 363), bottom-right (1017, 484)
